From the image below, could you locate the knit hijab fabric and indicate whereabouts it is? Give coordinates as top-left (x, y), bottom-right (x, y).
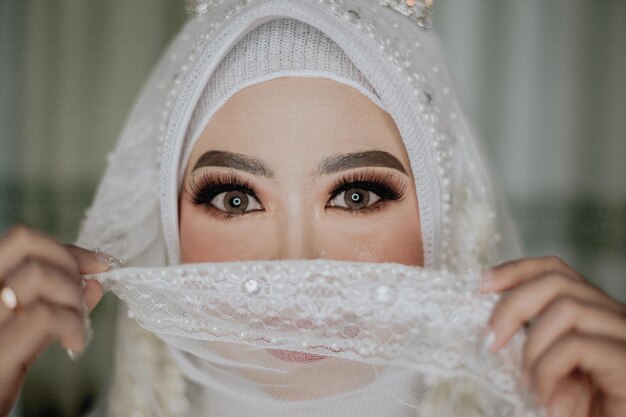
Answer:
top-left (76, 1), bottom-right (537, 416)
top-left (181, 17), bottom-right (385, 183)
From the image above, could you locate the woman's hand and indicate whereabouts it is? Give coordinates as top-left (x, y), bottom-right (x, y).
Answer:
top-left (0, 225), bottom-right (110, 417)
top-left (481, 255), bottom-right (626, 417)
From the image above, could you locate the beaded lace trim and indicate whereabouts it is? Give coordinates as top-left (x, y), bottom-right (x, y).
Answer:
top-left (186, 0), bottom-right (434, 32)
top-left (85, 259), bottom-right (541, 415)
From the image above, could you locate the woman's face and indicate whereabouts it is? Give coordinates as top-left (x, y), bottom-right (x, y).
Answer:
top-left (179, 77), bottom-right (423, 266)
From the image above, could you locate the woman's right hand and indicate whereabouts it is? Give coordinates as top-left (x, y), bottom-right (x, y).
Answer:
top-left (0, 225), bottom-right (110, 416)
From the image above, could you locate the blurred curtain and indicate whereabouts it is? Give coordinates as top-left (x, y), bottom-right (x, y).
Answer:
top-left (435, 0), bottom-right (626, 302)
top-left (1, 0), bottom-right (185, 241)
top-left (0, 1), bottom-right (185, 416)
top-left (0, 0), bottom-right (624, 416)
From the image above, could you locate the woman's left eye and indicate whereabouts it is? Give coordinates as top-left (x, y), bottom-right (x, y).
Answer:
top-left (328, 188), bottom-right (382, 210)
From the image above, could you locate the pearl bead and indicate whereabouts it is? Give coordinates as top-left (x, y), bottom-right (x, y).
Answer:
top-left (375, 285), bottom-right (391, 302)
top-left (243, 278), bottom-right (260, 295)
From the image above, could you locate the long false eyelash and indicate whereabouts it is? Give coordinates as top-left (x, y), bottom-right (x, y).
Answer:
top-left (327, 169), bottom-right (408, 204)
top-left (183, 171), bottom-right (258, 207)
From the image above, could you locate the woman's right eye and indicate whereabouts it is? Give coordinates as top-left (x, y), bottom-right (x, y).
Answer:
top-left (210, 190), bottom-right (262, 214)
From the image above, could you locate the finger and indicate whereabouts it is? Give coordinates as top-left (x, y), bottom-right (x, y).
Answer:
top-left (83, 279), bottom-right (104, 312)
top-left (481, 255), bottom-right (583, 293)
top-left (0, 303), bottom-right (85, 386)
top-left (523, 298), bottom-right (626, 374)
top-left (0, 226), bottom-right (79, 278)
top-left (64, 245), bottom-right (111, 312)
top-left (487, 273), bottom-right (623, 351)
top-left (545, 371), bottom-right (592, 417)
top-left (64, 244), bottom-right (113, 275)
top-left (0, 260), bottom-right (84, 325)
top-left (0, 365), bottom-right (25, 417)
top-left (531, 333), bottom-right (626, 407)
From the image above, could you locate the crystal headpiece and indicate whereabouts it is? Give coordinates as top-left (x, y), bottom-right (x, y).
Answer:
top-left (185, 0), bottom-right (434, 31)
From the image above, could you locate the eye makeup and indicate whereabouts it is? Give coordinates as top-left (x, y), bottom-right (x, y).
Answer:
top-left (325, 168), bottom-right (408, 216)
top-left (183, 171), bottom-right (263, 220)
top-left (183, 167), bottom-right (408, 220)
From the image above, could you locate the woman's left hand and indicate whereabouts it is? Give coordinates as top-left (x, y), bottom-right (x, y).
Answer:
top-left (480, 255), bottom-right (626, 417)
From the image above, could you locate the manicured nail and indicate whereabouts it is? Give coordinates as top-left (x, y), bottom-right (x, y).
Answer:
top-left (483, 329), bottom-right (497, 352)
top-left (480, 270), bottom-right (494, 292)
top-left (66, 348), bottom-right (81, 361)
top-left (521, 372), bottom-right (530, 388)
top-left (83, 315), bottom-right (94, 350)
top-left (66, 316), bottom-right (93, 362)
top-left (92, 249), bottom-right (124, 269)
top-left (535, 390), bottom-right (545, 407)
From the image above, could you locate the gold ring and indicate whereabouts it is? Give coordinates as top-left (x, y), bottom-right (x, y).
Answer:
top-left (0, 284), bottom-right (19, 312)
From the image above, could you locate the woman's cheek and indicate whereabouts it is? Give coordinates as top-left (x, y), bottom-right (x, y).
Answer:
top-left (179, 202), bottom-right (273, 262)
top-left (179, 199), bottom-right (423, 266)
top-left (321, 207), bottom-right (423, 267)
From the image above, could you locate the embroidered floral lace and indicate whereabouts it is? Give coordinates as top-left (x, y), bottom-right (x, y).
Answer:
top-left (85, 260), bottom-right (544, 417)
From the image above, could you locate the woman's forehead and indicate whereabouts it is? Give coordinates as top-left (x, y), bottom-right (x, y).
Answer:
top-left (185, 77), bottom-right (411, 173)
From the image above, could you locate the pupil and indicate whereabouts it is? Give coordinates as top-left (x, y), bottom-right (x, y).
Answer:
top-left (344, 188), bottom-right (369, 209)
top-left (224, 191), bottom-right (248, 213)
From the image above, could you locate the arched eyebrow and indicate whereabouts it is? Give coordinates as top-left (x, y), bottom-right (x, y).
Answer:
top-left (192, 149), bottom-right (408, 178)
top-left (192, 150), bottom-right (274, 178)
top-left (318, 150), bottom-right (408, 176)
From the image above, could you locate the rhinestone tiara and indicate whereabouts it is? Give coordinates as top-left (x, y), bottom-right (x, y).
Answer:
top-left (185, 0), bottom-right (433, 31)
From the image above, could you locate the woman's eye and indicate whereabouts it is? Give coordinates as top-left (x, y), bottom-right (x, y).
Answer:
top-left (328, 188), bottom-right (382, 210)
top-left (210, 190), bottom-right (262, 214)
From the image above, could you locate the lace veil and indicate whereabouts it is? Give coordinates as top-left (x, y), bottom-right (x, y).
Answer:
top-left (75, 1), bottom-right (539, 416)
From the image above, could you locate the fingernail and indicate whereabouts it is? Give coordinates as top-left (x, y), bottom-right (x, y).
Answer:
top-left (66, 348), bottom-right (83, 361)
top-left (483, 329), bottom-right (497, 352)
top-left (480, 270), bottom-right (494, 292)
top-left (66, 316), bottom-right (93, 362)
top-left (519, 379), bottom-right (539, 410)
top-left (521, 372), bottom-right (530, 388)
top-left (92, 249), bottom-right (124, 270)
top-left (83, 315), bottom-right (94, 350)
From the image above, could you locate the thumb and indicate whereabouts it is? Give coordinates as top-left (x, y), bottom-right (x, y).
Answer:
top-left (64, 244), bottom-right (122, 274)
top-left (65, 244), bottom-right (123, 311)
top-left (84, 279), bottom-right (104, 312)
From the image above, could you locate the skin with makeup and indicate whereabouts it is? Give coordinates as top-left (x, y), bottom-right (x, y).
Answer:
top-left (0, 77), bottom-right (625, 417)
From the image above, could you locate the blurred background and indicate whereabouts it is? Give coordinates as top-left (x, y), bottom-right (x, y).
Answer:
top-left (0, 0), bottom-right (624, 415)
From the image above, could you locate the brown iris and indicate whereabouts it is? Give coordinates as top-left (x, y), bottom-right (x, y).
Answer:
top-left (344, 188), bottom-right (369, 209)
top-left (223, 190), bottom-right (249, 213)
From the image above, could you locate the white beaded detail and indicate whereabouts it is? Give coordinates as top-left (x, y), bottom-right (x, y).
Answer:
top-left (186, 0), bottom-right (434, 32)
top-left (87, 259), bottom-right (531, 411)
top-left (242, 278), bottom-right (261, 295)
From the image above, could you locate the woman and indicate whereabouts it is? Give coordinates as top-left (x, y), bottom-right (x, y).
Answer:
top-left (1, 1), bottom-right (625, 416)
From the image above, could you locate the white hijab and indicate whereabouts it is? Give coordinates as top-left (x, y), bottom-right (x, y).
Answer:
top-left (76, 1), bottom-right (537, 416)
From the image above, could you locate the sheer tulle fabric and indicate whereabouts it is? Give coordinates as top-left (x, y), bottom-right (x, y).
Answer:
top-left (85, 260), bottom-right (542, 416)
